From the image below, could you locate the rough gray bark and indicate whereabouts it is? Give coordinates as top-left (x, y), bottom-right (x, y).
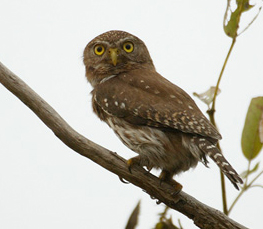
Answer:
top-left (0, 61), bottom-right (248, 229)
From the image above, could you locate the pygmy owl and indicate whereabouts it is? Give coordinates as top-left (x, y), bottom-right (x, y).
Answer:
top-left (83, 30), bottom-right (243, 190)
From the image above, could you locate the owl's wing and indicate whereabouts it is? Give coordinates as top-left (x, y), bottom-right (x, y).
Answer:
top-left (93, 69), bottom-right (221, 140)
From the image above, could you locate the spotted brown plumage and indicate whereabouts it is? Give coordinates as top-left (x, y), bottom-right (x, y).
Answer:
top-left (83, 30), bottom-right (243, 190)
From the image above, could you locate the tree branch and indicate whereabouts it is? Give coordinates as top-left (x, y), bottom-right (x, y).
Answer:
top-left (0, 61), bottom-right (247, 229)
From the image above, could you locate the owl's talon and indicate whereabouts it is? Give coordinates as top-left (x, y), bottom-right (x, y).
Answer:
top-left (163, 179), bottom-right (183, 196)
top-left (119, 176), bottom-right (129, 184)
top-left (127, 159), bottom-right (134, 173)
top-left (128, 166), bottom-right (132, 173)
top-left (171, 181), bottom-right (183, 194)
top-left (143, 168), bottom-right (151, 175)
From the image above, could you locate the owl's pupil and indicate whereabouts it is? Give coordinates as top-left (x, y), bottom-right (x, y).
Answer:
top-left (97, 47), bottom-right (102, 52)
top-left (125, 44), bottom-right (131, 50)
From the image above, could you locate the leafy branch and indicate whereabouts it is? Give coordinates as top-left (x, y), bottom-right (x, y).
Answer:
top-left (229, 168), bottom-right (263, 214)
top-left (195, 0), bottom-right (263, 216)
top-left (227, 97), bottom-right (263, 214)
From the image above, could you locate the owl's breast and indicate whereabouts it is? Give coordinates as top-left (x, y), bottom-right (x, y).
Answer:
top-left (106, 116), bottom-right (167, 153)
top-left (105, 116), bottom-right (195, 172)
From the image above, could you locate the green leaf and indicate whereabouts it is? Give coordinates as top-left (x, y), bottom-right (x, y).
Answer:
top-left (241, 97), bottom-right (263, 160)
top-left (224, 0), bottom-right (255, 38)
top-left (240, 162), bottom-right (260, 178)
top-left (125, 201), bottom-right (140, 229)
top-left (259, 113), bottom-right (263, 143)
top-left (155, 219), bottom-right (180, 229)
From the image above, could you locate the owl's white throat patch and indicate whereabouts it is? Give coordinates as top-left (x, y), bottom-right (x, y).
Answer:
top-left (100, 75), bottom-right (117, 84)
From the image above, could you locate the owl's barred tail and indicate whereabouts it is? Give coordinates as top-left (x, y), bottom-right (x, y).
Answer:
top-left (198, 139), bottom-right (243, 190)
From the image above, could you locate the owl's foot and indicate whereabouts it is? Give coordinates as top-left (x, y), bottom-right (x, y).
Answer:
top-left (127, 156), bottom-right (152, 174)
top-left (127, 156), bottom-right (141, 173)
top-left (159, 170), bottom-right (183, 195)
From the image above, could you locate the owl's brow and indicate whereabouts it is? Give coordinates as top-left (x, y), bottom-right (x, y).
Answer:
top-left (95, 36), bottom-right (136, 45)
top-left (91, 41), bottom-right (110, 46)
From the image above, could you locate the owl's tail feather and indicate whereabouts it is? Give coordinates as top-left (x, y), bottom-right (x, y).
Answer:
top-left (198, 139), bottom-right (243, 190)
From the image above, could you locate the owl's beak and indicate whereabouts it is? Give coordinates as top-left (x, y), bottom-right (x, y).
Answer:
top-left (108, 48), bottom-right (118, 66)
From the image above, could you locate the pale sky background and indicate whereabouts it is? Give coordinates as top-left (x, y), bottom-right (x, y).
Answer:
top-left (0, 1), bottom-right (263, 228)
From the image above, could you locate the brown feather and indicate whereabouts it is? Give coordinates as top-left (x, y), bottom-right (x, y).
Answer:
top-left (93, 69), bottom-right (221, 140)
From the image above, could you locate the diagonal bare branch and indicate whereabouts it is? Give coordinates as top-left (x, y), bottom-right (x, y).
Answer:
top-left (0, 61), bottom-right (248, 229)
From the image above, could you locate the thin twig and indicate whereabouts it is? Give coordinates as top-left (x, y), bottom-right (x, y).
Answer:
top-left (250, 185), bottom-right (263, 189)
top-left (228, 168), bottom-right (263, 214)
top-left (211, 37), bottom-right (236, 113)
top-left (228, 186), bottom-right (246, 215)
top-left (248, 170), bottom-right (263, 187)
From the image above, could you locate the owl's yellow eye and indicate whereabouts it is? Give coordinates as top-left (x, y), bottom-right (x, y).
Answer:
top-left (123, 42), bottom-right (134, 53)
top-left (94, 44), bottom-right (105, 56)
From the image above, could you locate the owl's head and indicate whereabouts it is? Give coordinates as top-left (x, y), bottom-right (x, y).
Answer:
top-left (83, 30), bottom-right (155, 87)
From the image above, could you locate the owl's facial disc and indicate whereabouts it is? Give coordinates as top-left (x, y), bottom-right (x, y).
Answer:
top-left (108, 48), bottom-right (119, 66)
